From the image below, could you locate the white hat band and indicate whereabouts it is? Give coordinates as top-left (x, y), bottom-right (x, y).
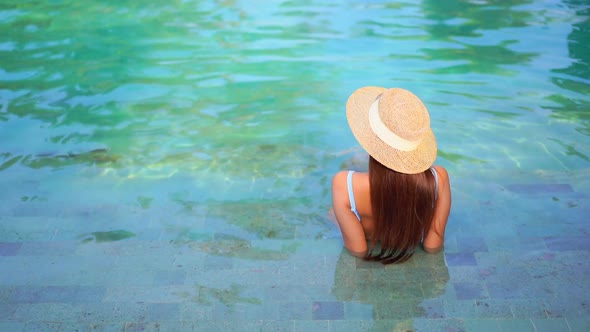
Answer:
top-left (368, 97), bottom-right (422, 152)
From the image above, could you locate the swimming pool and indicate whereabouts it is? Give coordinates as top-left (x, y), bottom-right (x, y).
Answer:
top-left (1, 0), bottom-right (589, 331)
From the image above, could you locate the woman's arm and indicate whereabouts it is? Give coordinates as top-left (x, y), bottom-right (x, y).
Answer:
top-left (423, 166), bottom-right (452, 253)
top-left (331, 171), bottom-right (368, 257)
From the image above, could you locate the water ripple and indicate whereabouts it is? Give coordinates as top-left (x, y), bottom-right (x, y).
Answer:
top-left (0, 0), bottom-right (588, 220)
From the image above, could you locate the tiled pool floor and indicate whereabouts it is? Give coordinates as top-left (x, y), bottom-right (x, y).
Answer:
top-left (1, 168), bottom-right (589, 331)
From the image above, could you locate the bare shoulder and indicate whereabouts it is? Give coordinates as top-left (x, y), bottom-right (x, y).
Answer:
top-left (432, 165), bottom-right (449, 181)
top-left (331, 170), bottom-right (369, 255)
top-left (432, 165), bottom-right (451, 202)
top-left (331, 170), bottom-right (350, 206)
top-left (332, 170), bottom-right (348, 191)
top-left (432, 165), bottom-right (450, 190)
top-left (423, 165), bottom-right (452, 253)
top-left (332, 170), bottom-right (370, 192)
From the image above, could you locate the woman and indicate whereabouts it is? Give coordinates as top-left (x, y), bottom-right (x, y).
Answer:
top-left (331, 86), bottom-right (451, 264)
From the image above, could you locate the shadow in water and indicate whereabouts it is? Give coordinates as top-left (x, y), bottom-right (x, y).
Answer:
top-left (332, 249), bottom-right (450, 330)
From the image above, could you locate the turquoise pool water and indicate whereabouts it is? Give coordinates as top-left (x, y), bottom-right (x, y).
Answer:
top-left (1, 0), bottom-right (589, 331)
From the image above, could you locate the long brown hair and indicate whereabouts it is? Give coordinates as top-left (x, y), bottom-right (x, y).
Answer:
top-left (366, 156), bottom-right (436, 264)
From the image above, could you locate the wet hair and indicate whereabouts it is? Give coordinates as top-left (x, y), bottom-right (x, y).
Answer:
top-left (365, 156), bottom-right (436, 264)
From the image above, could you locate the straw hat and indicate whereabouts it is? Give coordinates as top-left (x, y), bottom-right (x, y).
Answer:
top-left (346, 86), bottom-right (437, 174)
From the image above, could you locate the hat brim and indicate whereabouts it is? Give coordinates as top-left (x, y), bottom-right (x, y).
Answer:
top-left (346, 86), bottom-right (437, 174)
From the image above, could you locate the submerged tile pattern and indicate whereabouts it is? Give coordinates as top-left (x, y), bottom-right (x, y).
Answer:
top-left (0, 171), bottom-right (589, 331)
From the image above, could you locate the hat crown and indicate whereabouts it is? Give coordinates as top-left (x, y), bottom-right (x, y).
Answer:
top-left (378, 88), bottom-right (430, 142)
top-left (345, 85), bottom-right (437, 174)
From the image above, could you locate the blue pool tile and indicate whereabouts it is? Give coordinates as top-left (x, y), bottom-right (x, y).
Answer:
top-left (531, 318), bottom-right (570, 332)
top-left (412, 318), bottom-right (466, 331)
top-left (17, 241), bottom-right (79, 256)
top-left (453, 282), bottom-right (489, 300)
top-left (88, 322), bottom-right (126, 331)
top-left (9, 286), bottom-right (104, 304)
top-left (474, 300), bottom-right (514, 318)
top-left (12, 303), bottom-right (84, 322)
top-left (124, 322), bottom-right (161, 331)
top-left (312, 301), bottom-right (344, 320)
top-left (447, 266), bottom-right (482, 282)
top-left (444, 300), bottom-right (479, 319)
top-left (294, 320), bottom-right (329, 332)
top-left (58, 322), bottom-right (95, 331)
top-left (103, 268), bottom-right (156, 287)
top-left (10, 286), bottom-right (78, 303)
top-left (496, 318), bottom-right (535, 331)
top-left (153, 270), bottom-right (186, 286)
top-left (420, 298), bottom-right (446, 318)
top-left (456, 236), bottom-right (488, 253)
top-left (213, 302), bottom-right (276, 321)
top-left (329, 319), bottom-right (378, 331)
top-left (517, 236), bottom-right (549, 251)
top-left (509, 299), bottom-right (549, 319)
top-left (0, 218), bottom-right (53, 242)
top-left (445, 253), bottom-right (477, 266)
top-left (0, 322), bottom-right (25, 331)
top-left (567, 317), bottom-right (590, 332)
top-left (486, 280), bottom-right (526, 300)
top-left (266, 285), bottom-right (332, 302)
top-left (22, 321), bottom-right (61, 331)
top-left (156, 321), bottom-right (199, 331)
top-left (8, 286), bottom-right (105, 303)
top-left (259, 320), bottom-right (294, 331)
top-left (505, 183), bottom-right (573, 194)
top-left (0, 303), bottom-right (16, 320)
top-left (0, 190), bottom-right (587, 331)
top-left (0, 243), bottom-right (21, 256)
top-left (343, 302), bottom-right (373, 320)
top-left (177, 302), bottom-right (214, 321)
top-left (145, 303), bottom-right (181, 321)
top-left (189, 320), bottom-right (229, 331)
top-left (114, 254), bottom-right (173, 271)
top-left (0, 287), bottom-right (12, 303)
top-left (543, 296), bottom-right (586, 318)
top-left (73, 303), bottom-right (129, 323)
top-left (110, 302), bottom-right (152, 322)
top-left (485, 235), bottom-right (521, 252)
top-left (544, 236), bottom-right (590, 251)
top-left (221, 320), bottom-right (263, 332)
top-left (74, 286), bottom-right (105, 303)
top-left (277, 301), bottom-right (311, 320)
top-left (464, 318), bottom-right (499, 332)
top-left (204, 255), bottom-right (234, 269)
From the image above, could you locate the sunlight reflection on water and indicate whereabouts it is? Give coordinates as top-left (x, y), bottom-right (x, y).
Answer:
top-left (0, 0), bottom-right (588, 240)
